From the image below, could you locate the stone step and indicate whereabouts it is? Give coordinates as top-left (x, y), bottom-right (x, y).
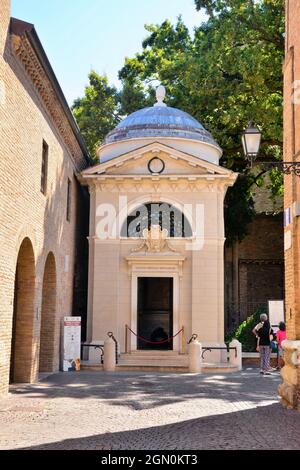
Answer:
top-left (119, 353), bottom-right (188, 367)
top-left (119, 360), bottom-right (189, 367)
top-left (120, 354), bottom-right (188, 362)
top-left (81, 360), bottom-right (238, 374)
top-left (125, 350), bottom-right (182, 356)
top-left (117, 365), bottom-right (189, 373)
top-left (201, 363), bottom-right (238, 373)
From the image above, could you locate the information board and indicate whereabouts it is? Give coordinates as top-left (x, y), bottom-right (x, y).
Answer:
top-left (63, 316), bottom-right (81, 372)
top-left (268, 300), bottom-right (285, 330)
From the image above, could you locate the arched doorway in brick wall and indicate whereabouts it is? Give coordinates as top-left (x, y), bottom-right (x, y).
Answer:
top-left (10, 238), bottom-right (36, 383)
top-left (39, 252), bottom-right (57, 372)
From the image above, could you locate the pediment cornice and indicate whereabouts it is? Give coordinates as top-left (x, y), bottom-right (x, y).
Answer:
top-left (81, 142), bottom-right (236, 179)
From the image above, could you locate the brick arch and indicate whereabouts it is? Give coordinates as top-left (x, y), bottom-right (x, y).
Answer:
top-left (10, 237), bottom-right (36, 383)
top-left (14, 226), bottom-right (37, 267)
top-left (39, 252), bottom-right (57, 372)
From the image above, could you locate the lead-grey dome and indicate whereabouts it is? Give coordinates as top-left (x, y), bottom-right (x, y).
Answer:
top-left (103, 105), bottom-right (220, 148)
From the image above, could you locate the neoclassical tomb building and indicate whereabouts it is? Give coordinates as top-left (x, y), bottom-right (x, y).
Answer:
top-left (81, 87), bottom-right (237, 365)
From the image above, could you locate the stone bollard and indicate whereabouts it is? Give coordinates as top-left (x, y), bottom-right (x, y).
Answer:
top-left (189, 336), bottom-right (202, 373)
top-left (103, 334), bottom-right (116, 372)
top-left (229, 339), bottom-right (242, 371)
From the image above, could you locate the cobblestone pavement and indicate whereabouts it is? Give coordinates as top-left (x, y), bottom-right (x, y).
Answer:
top-left (0, 368), bottom-right (300, 450)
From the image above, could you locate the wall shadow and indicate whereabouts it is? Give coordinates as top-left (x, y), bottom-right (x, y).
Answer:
top-left (19, 402), bottom-right (300, 450)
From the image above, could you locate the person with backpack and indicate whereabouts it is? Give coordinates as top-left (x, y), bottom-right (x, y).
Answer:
top-left (253, 313), bottom-right (274, 375)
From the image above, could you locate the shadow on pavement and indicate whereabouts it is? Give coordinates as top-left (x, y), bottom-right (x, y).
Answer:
top-left (19, 402), bottom-right (300, 450)
top-left (8, 369), bottom-right (282, 411)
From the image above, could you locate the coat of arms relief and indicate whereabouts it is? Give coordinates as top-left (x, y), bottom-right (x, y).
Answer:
top-left (131, 225), bottom-right (177, 253)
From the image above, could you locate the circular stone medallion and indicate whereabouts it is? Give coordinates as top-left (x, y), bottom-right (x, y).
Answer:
top-left (148, 157), bottom-right (165, 174)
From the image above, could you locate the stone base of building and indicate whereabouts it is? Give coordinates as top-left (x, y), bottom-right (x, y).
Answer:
top-left (278, 340), bottom-right (300, 410)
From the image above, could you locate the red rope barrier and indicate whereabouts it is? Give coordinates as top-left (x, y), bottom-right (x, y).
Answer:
top-left (127, 327), bottom-right (183, 345)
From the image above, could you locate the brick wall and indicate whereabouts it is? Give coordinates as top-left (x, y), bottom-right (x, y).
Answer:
top-left (278, 0), bottom-right (300, 411)
top-left (0, 9), bottom-right (88, 394)
top-left (284, 0), bottom-right (300, 341)
top-left (0, 1), bottom-right (10, 55)
top-left (225, 214), bottom-right (284, 332)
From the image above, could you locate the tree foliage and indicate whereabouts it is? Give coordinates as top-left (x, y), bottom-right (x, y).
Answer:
top-left (225, 306), bottom-right (267, 352)
top-left (72, 72), bottom-right (120, 158)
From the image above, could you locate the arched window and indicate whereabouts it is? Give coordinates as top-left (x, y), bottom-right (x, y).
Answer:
top-left (121, 202), bottom-right (192, 238)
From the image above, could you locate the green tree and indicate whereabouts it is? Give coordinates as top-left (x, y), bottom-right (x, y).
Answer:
top-left (118, 1), bottom-right (284, 241)
top-left (72, 71), bottom-right (120, 159)
top-left (73, 1), bottom-right (284, 242)
top-left (118, 80), bottom-right (153, 116)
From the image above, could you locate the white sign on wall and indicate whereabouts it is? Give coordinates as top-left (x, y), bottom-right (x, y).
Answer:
top-left (63, 316), bottom-right (81, 372)
top-left (284, 207), bottom-right (291, 227)
top-left (268, 301), bottom-right (285, 330)
top-left (284, 230), bottom-right (292, 251)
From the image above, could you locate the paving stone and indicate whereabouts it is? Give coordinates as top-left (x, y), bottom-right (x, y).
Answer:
top-left (0, 369), bottom-right (299, 450)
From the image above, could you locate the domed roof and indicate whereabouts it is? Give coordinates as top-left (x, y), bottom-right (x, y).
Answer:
top-left (103, 86), bottom-right (220, 150)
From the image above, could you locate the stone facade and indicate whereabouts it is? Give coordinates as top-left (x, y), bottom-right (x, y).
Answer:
top-left (279, 0), bottom-right (300, 410)
top-left (81, 121), bottom-right (237, 363)
top-left (0, 1), bottom-right (89, 395)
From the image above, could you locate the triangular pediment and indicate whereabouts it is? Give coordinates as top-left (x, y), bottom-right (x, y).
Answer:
top-left (81, 142), bottom-right (234, 178)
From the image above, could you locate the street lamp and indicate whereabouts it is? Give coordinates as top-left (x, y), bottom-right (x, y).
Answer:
top-left (241, 122), bottom-right (300, 175)
top-left (241, 122), bottom-right (262, 166)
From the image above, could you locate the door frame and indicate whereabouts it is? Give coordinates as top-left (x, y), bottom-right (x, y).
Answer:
top-left (131, 272), bottom-right (180, 352)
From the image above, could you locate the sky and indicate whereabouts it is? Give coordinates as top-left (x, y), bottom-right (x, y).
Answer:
top-left (11, 0), bottom-right (207, 105)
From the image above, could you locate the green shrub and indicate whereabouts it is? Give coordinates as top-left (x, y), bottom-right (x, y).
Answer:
top-left (226, 307), bottom-right (268, 352)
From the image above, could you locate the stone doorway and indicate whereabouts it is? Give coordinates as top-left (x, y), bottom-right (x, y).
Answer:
top-left (137, 277), bottom-right (173, 350)
top-left (39, 252), bottom-right (57, 372)
top-left (10, 238), bottom-right (36, 384)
